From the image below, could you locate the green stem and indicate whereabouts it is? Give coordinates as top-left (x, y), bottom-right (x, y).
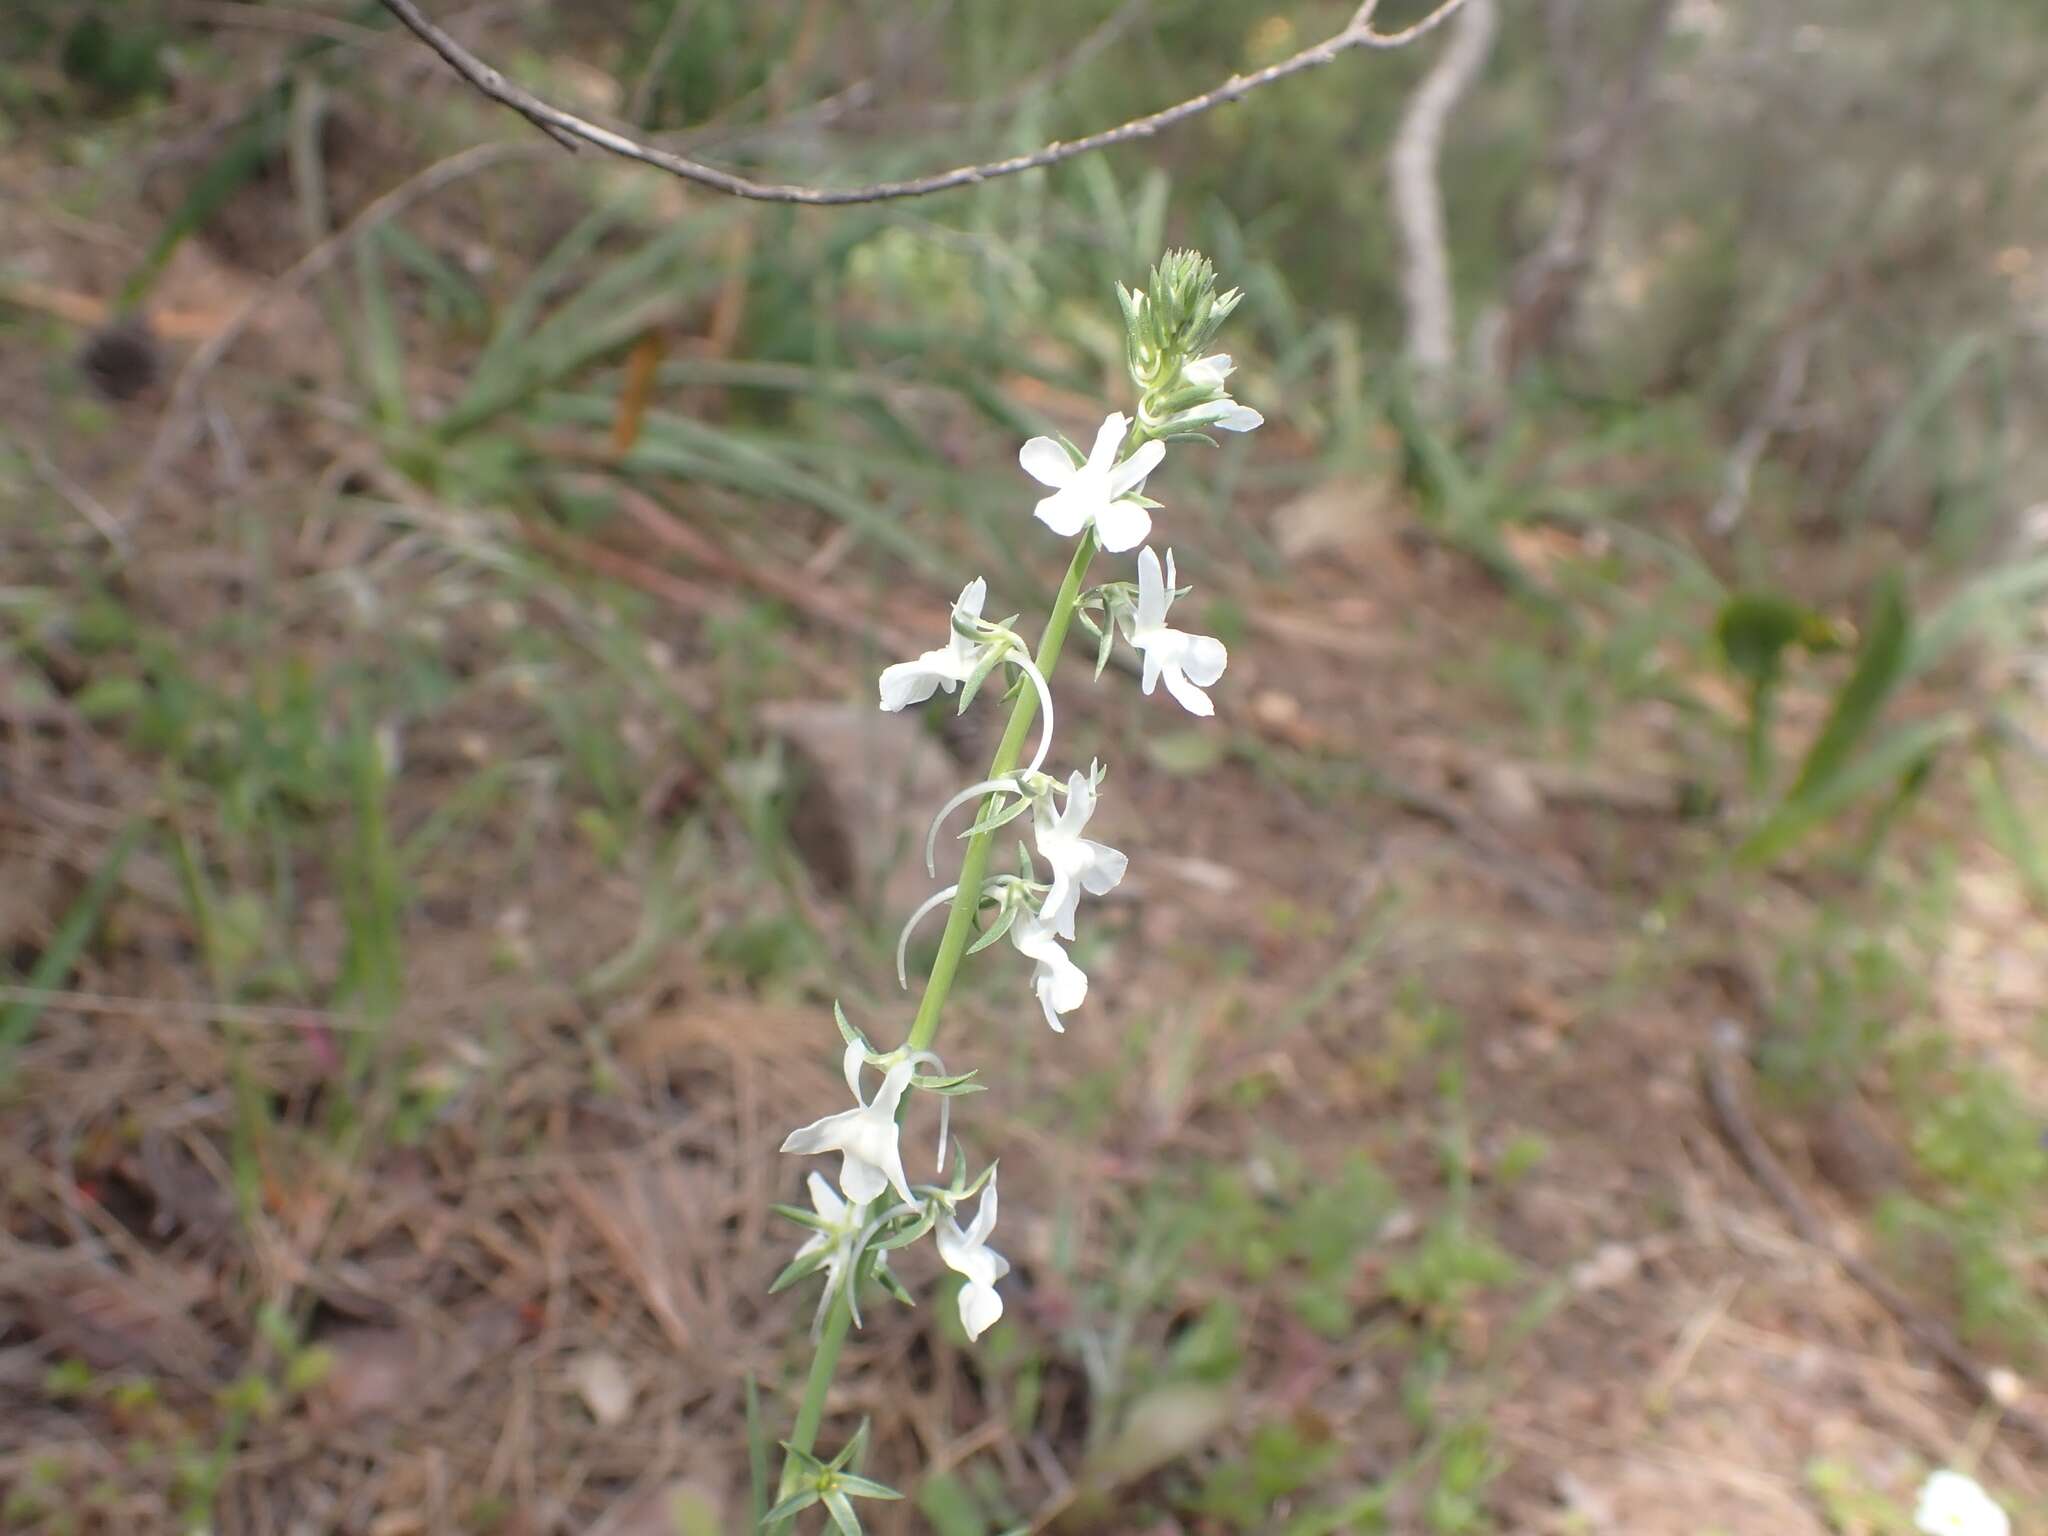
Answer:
top-left (908, 528), bottom-right (1097, 1053)
top-left (770, 529), bottom-right (1097, 1522)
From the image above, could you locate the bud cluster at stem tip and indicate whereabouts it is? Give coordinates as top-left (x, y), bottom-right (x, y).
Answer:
top-left (1117, 250), bottom-right (1263, 441)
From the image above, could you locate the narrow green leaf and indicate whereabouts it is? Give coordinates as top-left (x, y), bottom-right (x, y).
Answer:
top-left (355, 230), bottom-right (410, 431)
top-left (768, 1251), bottom-right (830, 1294)
top-left (835, 1473), bottom-right (902, 1501)
top-left (762, 1488), bottom-right (821, 1526)
top-left (1843, 333), bottom-right (1987, 518)
top-left (1968, 752), bottom-right (2048, 911)
top-left (1784, 572), bottom-right (1911, 804)
top-left (964, 903), bottom-right (1019, 956)
top-left (1740, 715), bottom-right (1966, 864)
top-left (1, 820), bottom-right (145, 1083)
top-left (822, 1488), bottom-right (862, 1536)
top-left (744, 1374), bottom-right (770, 1528)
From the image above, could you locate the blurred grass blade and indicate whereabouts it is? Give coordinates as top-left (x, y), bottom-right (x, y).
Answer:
top-left (466, 199), bottom-right (630, 387)
top-left (744, 1372), bottom-right (769, 1527)
top-left (442, 211), bottom-right (738, 439)
top-left (0, 820), bottom-right (146, 1084)
top-left (539, 396), bottom-right (945, 578)
top-left (1784, 570), bottom-right (1910, 805)
top-left (1843, 333), bottom-right (1986, 519)
top-left (1968, 750), bottom-right (2048, 912)
top-left (1910, 555), bottom-right (2048, 677)
top-left (118, 90), bottom-right (286, 310)
top-left (1740, 714), bottom-right (1965, 865)
top-left (355, 229), bottom-right (410, 431)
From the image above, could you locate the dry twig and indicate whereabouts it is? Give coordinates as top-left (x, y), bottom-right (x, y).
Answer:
top-left (375, 0), bottom-right (1474, 204)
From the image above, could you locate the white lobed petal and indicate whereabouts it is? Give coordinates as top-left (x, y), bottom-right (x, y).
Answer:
top-left (1179, 632), bottom-right (1228, 688)
top-left (1018, 437), bottom-right (1072, 489)
top-left (1033, 488), bottom-right (1093, 539)
top-left (1107, 438), bottom-right (1166, 498)
top-left (1092, 498), bottom-right (1153, 554)
top-left (1134, 546), bottom-right (1168, 630)
top-left (953, 577), bottom-right (988, 624)
top-left (878, 659), bottom-right (943, 712)
top-left (957, 1280), bottom-right (1003, 1340)
top-left (1085, 412), bottom-right (1129, 473)
top-left (1160, 658), bottom-right (1216, 717)
top-left (1078, 840), bottom-right (1128, 896)
top-left (807, 1170), bottom-right (846, 1223)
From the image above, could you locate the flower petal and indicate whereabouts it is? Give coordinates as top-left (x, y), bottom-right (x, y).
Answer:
top-left (1161, 664), bottom-right (1215, 717)
top-left (1212, 403), bottom-right (1263, 433)
top-left (1058, 770), bottom-right (1095, 833)
top-left (1107, 438), bottom-right (1165, 497)
top-left (1179, 633), bottom-right (1228, 688)
top-left (1086, 412), bottom-right (1129, 472)
top-left (953, 577), bottom-right (988, 624)
top-left (807, 1170), bottom-right (846, 1222)
top-left (837, 1153), bottom-right (888, 1206)
top-left (1018, 436), bottom-right (1072, 488)
top-left (1139, 646), bottom-right (1164, 696)
top-left (781, 1107), bottom-right (857, 1156)
top-left (1078, 841), bottom-right (1128, 895)
top-left (1044, 948), bottom-right (1087, 1012)
top-left (1135, 546), bottom-right (1167, 629)
top-left (878, 661), bottom-right (939, 712)
top-left (869, 1059), bottom-right (916, 1119)
top-left (968, 1177), bottom-right (998, 1247)
top-left (1093, 498), bottom-right (1153, 554)
top-left (1033, 489), bottom-right (1091, 539)
top-left (958, 1279), bottom-right (1003, 1340)
top-left (841, 1040), bottom-right (867, 1101)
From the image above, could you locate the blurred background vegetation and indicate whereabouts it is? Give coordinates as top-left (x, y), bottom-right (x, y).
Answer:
top-left (2, 1), bottom-right (2045, 1532)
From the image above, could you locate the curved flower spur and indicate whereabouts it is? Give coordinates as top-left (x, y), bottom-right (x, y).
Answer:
top-left (766, 251), bottom-right (1260, 1520)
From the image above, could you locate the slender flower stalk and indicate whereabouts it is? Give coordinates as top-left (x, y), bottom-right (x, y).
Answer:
top-left (767, 251), bottom-right (1256, 1532)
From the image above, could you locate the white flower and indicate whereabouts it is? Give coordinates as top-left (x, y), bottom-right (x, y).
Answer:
top-left (792, 1171), bottom-right (865, 1294)
top-left (879, 578), bottom-right (989, 711)
top-left (1033, 767), bottom-right (1127, 940)
top-left (878, 579), bottom-right (1056, 774)
top-left (1011, 909), bottom-right (1086, 1032)
top-left (780, 1058), bottom-right (916, 1207)
top-left (1019, 412), bottom-right (1166, 553)
top-left (935, 1174), bottom-right (1009, 1340)
top-left (1179, 354), bottom-right (1264, 433)
top-left (1915, 1472), bottom-right (2010, 1536)
top-left (1123, 547), bottom-right (1228, 717)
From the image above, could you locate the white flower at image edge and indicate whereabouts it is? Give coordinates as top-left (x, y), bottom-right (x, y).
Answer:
top-left (1010, 909), bottom-right (1086, 1031)
top-left (1020, 411), bottom-right (1165, 553)
top-left (780, 1057), bottom-right (917, 1207)
top-left (792, 1171), bottom-right (864, 1291)
top-left (935, 1174), bottom-right (1009, 1340)
top-left (1033, 769), bottom-right (1127, 940)
top-left (1915, 1471), bottom-right (2010, 1536)
top-left (879, 578), bottom-right (989, 711)
top-left (1125, 546), bottom-right (1228, 716)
